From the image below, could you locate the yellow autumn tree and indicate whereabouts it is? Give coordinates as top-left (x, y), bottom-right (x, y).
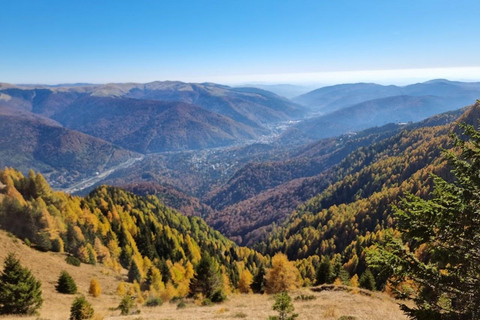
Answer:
top-left (265, 253), bottom-right (300, 294)
top-left (238, 268), bottom-right (253, 294)
top-left (89, 278), bottom-right (101, 297)
top-left (116, 282), bottom-right (126, 296)
top-left (350, 274), bottom-right (359, 294)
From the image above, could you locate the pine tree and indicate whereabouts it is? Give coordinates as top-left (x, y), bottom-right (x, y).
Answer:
top-left (0, 253), bottom-right (43, 315)
top-left (189, 254), bottom-right (223, 299)
top-left (315, 257), bottom-right (334, 285)
top-left (69, 295), bottom-right (94, 320)
top-left (127, 260), bottom-right (142, 284)
top-left (251, 265), bottom-right (266, 294)
top-left (56, 271), bottom-right (77, 294)
top-left (359, 269), bottom-right (376, 291)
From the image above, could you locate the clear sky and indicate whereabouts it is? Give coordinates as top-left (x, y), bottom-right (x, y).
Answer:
top-left (1, 0), bottom-right (480, 85)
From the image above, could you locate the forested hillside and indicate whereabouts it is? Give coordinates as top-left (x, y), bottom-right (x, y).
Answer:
top-left (0, 168), bottom-right (265, 301)
top-left (256, 101), bottom-right (480, 283)
top-left (203, 108), bottom-right (464, 245)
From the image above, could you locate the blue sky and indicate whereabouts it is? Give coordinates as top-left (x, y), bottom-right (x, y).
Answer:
top-left (1, 0), bottom-right (480, 85)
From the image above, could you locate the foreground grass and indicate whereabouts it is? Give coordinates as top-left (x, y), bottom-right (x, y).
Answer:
top-left (0, 230), bottom-right (407, 320)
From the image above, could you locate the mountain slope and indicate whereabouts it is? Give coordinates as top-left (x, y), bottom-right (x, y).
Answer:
top-left (293, 95), bottom-right (458, 139)
top-left (255, 101), bottom-right (480, 277)
top-left (0, 107), bottom-right (136, 187)
top-left (203, 108), bottom-right (464, 245)
top-left (294, 79), bottom-right (480, 114)
top-left (51, 96), bottom-right (262, 153)
top-left (97, 81), bottom-right (306, 127)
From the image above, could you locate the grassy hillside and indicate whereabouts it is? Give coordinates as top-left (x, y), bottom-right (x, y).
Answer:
top-left (0, 230), bottom-right (407, 320)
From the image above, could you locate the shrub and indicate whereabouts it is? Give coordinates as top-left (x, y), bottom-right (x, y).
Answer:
top-left (234, 312), bottom-right (248, 318)
top-left (268, 291), bottom-right (298, 320)
top-left (338, 316), bottom-right (357, 320)
top-left (24, 238), bottom-right (31, 247)
top-left (66, 256), bottom-right (81, 267)
top-left (118, 295), bottom-right (134, 315)
top-left (51, 238), bottom-right (64, 252)
top-left (177, 301), bottom-right (186, 309)
top-left (69, 296), bottom-right (94, 320)
top-left (294, 294), bottom-right (316, 301)
top-left (89, 278), bottom-right (101, 297)
top-left (201, 298), bottom-right (212, 306)
top-left (145, 296), bottom-right (163, 307)
top-left (0, 253), bottom-right (43, 315)
top-left (56, 271), bottom-right (77, 294)
top-left (210, 289), bottom-right (227, 303)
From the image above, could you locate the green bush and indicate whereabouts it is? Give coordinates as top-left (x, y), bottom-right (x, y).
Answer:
top-left (338, 316), bottom-right (357, 320)
top-left (51, 238), bottom-right (63, 252)
top-left (56, 271), bottom-right (77, 294)
top-left (66, 256), bottom-right (81, 267)
top-left (177, 301), bottom-right (186, 309)
top-left (69, 296), bottom-right (94, 320)
top-left (201, 298), bottom-right (212, 306)
top-left (118, 295), bottom-right (134, 315)
top-left (24, 238), bottom-right (31, 247)
top-left (268, 291), bottom-right (298, 320)
top-left (145, 296), bottom-right (163, 307)
top-left (210, 289), bottom-right (227, 303)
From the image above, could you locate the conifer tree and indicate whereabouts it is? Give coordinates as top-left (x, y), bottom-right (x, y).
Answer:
top-left (315, 257), bottom-right (334, 285)
top-left (69, 296), bottom-right (94, 320)
top-left (359, 269), bottom-right (376, 291)
top-left (190, 254), bottom-right (223, 299)
top-left (251, 265), bottom-right (266, 294)
top-left (0, 253), bottom-right (43, 315)
top-left (56, 271), bottom-right (77, 294)
top-left (128, 260), bottom-right (142, 284)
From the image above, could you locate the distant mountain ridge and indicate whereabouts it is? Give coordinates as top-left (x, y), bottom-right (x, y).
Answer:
top-left (0, 81), bottom-right (306, 152)
top-left (290, 79), bottom-right (480, 139)
top-left (294, 79), bottom-right (480, 114)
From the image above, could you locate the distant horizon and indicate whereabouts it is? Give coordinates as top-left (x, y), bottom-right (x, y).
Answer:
top-left (6, 67), bottom-right (480, 89)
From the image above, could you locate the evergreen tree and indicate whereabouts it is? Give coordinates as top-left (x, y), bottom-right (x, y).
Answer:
top-left (56, 271), bottom-right (77, 294)
top-left (69, 296), bottom-right (94, 320)
top-left (251, 265), bottom-right (266, 294)
top-left (315, 257), bottom-right (334, 285)
top-left (190, 254), bottom-right (223, 299)
top-left (359, 269), bottom-right (376, 291)
top-left (127, 260), bottom-right (142, 284)
top-left (338, 269), bottom-right (350, 286)
top-left (0, 253), bottom-right (43, 315)
top-left (368, 123), bottom-right (480, 320)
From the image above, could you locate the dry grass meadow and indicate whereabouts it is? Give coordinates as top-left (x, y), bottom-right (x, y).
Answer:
top-left (0, 230), bottom-right (408, 320)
